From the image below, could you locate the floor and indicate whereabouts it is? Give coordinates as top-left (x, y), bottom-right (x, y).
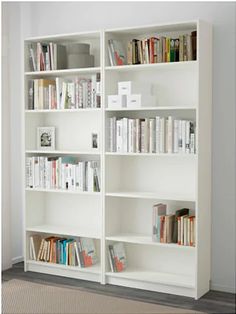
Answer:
top-left (2, 262), bottom-right (235, 314)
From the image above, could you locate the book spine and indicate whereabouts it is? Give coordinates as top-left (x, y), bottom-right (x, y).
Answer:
top-left (167, 116), bottom-right (173, 153)
top-left (185, 120), bottom-right (190, 154)
top-left (149, 119), bottom-right (155, 153)
top-left (174, 119), bottom-right (179, 153)
top-left (181, 120), bottom-right (186, 153)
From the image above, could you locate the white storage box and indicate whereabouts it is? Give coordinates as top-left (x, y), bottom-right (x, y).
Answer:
top-left (108, 95), bottom-right (126, 108)
top-left (127, 94), bottom-right (141, 108)
top-left (118, 81), bottom-right (132, 95)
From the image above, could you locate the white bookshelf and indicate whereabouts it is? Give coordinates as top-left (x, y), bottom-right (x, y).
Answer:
top-left (23, 20), bottom-right (212, 299)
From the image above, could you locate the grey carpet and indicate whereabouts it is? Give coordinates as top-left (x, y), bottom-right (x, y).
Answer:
top-left (2, 279), bottom-right (204, 314)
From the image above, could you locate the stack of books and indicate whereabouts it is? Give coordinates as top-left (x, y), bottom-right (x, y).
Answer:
top-left (28, 42), bottom-right (67, 71)
top-left (152, 204), bottom-right (195, 246)
top-left (28, 74), bottom-right (101, 110)
top-left (108, 242), bottom-right (127, 272)
top-left (29, 235), bottom-right (98, 267)
top-left (109, 116), bottom-right (195, 154)
top-left (127, 32), bottom-right (197, 65)
top-left (26, 156), bottom-right (100, 192)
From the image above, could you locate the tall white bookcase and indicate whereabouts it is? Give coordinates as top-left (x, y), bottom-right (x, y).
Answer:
top-left (23, 20), bottom-right (212, 299)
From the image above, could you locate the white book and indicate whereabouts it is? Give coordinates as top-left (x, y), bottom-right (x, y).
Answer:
top-left (140, 120), bottom-right (145, 153)
top-left (29, 239), bottom-right (33, 260)
top-left (144, 119), bottom-right (149, 153)
top-left (87, 161), bottom-right (94, 192)
top-left (33, 157), bottom-right (40, 188)
top-left (26, 157), bottom-right (32, 188)
top-left (160, 117), bottom-right (165, 153)
top-left (109, 117), bottom-right (116, 152)
top-left (68, 82), bottom-right (76, 109)
top-left (167, 116), bottom-right (173, 153)
top-left (53, 43), bottom-right (57, 70)
top-left (178, 120), bottom-right (183, 153)
top-left (29, 47), bottom-right (36, 71)
top-left (34, 80), bottom-right (39, 110)
top-left (116, 120), bottom-right (122, 152)
top-left (149, 118), bottom-right (155, 153)
top-left (82, 81), bottom-right (87, 108)
top-left (190, 133), bottom-right (195, 154)
top-left (60, 81), bottom-right (67, 109)
top-left (71, 164), bottom-right (76, 190)
top-left (49, 43), bottom-right (54, 70)
top-left (74, 241), bottom-right (81, 267)
top-left (91, 74), bottom-right (96, 108)
top-left (135, 119), bottom-right (140, 153)
top-left (181, 120), bottom-right (186, 153)
top-left (30, 237), bottom-right (36, 260)
top-left (36, 42), bottom-right (41, 71)
top-left (48, 84), bottom-right (52, 110)
top-left (45, 51), bottom-right (50, 71)
top-left (56, 77), bottom-right (62, 109)
top-left (39, 157), bottom-right (44, 188)
top-left (128, 119), bottom-right (133, 153)
top-left (173, 119), bottom-right (179, 153)
top-left (122, 118), bottom-right (128, 153)
top-left (155, 116), bottom-right (160, 153)
top-left (185, 120), bottom-right (190, 154)
top-left (79, 162), bottom-right (85, 191)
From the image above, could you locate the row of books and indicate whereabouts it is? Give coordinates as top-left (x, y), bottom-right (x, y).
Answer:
top-left (28, 42), bottom-right (67, 72)
top-left (108, 242), bottom-right (127, 272)
top-left (28, 74), bottom-right (101, 110)
top-left (108, 116), bottom-right (195, 154)
top-left (29, 235), bottom-right (98, 267)
top-left (127, 32), bottom-right (197, 65)
top-left (152, 204), bottom-right (195, 246)
top-left (26, 157), bottom-right (100, 192)
top-left (107, 32), bottom-right (196, 66)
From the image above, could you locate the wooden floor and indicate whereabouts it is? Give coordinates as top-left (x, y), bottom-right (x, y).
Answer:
top-left (2, 262), bottom-right (235, 314)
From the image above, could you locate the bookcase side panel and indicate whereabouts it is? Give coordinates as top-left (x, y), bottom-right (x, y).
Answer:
top-left (196, 21), bottom-right (212, 299)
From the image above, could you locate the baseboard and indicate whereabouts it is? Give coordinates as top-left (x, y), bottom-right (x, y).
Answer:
top-left (12, 256), bottom-right (24, 264)
top-left (211, 282), bottom-right (235, 294)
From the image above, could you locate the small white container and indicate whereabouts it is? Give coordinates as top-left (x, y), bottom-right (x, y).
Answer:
top-left (118, 81), bottom-right (132, 95)
top-left (108, 95), bottom-right (126, 108)
top-left (127, 94), bottom-right (141, 108)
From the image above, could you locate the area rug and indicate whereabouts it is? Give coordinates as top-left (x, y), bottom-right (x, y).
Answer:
top-left (2, 279), bottom-right (202, 314)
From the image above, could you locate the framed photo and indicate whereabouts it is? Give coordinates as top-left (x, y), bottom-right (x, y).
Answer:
top-left (37, 127), bottom-right (55, 150)
top-left (91, 132), bottom-right (99, 150)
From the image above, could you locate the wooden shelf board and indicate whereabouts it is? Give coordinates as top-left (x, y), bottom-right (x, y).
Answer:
top-left (106, 233), bottom-right (195, 249)
top-left (26, 224), bottom-right (101, 239)
top-left (106, 268), bottom-right (195, 288)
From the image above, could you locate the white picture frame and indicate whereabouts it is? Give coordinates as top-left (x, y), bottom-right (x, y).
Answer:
top-left (37, 127), bottom-right (55, 150)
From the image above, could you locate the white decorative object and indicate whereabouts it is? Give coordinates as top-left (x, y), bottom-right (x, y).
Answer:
top-left (108, 95), bottom-right (126, 108)
top-left (37, 127), bottom-right (55, 150)
top-left (118, 81), bottom-right (132, 95)
top-left (127, 94), bottom-right (141, 108)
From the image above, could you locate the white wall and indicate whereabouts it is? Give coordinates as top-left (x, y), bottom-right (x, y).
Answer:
top-left (3, 2), bottom-right (235, 293)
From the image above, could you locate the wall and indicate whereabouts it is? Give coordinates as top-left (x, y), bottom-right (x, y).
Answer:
top-left (3, 1), bottom-right (235, 292)
top-left (2, 2), bottom-right (12, 271)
